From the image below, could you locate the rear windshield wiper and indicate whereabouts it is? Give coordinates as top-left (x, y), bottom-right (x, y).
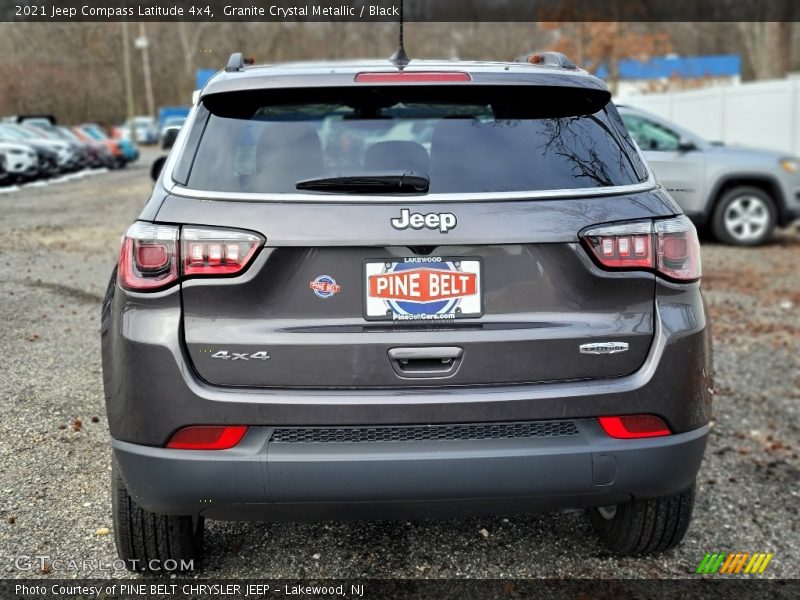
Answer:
top-left (296, 171), bottom-right (429, 194)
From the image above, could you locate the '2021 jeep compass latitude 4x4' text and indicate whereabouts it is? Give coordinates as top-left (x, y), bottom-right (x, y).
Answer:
top-left (102, 51), bottom-right (710, 569)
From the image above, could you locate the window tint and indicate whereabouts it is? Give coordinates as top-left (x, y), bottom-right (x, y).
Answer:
top-left (622, 115), bottom-right (680, 152)
top-left (183, 88), bottom-right (647, 194)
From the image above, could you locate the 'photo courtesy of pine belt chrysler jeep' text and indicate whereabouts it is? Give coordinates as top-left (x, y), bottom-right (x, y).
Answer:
top-left (101, 50), bottom-right (711, 570)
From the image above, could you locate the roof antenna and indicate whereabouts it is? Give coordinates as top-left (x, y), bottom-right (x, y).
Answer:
top-left (389, 0), bottom-right (410, 69)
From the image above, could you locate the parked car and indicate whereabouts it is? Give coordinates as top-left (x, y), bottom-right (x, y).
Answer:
top-left (55, 126), bottom-right (114, 169)
top-left (0, 122), bottom-right (78, 172)
top-left (0, 124), bottom-right (60, 178)
top-left (78, 124), bottom-right (139, 165)
top-left (158, 115), bottom-right (186, 142)
top-left (112, 122), bottom-right (132, 141)
top-left (157, 106), bottom-right (191, 139)
top-left (72, 126), bottom-right (123, 168)
top-left (0, 151), bottom-right (8, 184)
top-left (619, 105), bottom-right (800, 245)
top-left (0, 141), bottom-right (38, 182)
top-left (22, 123), bottom-right (88, 171)
top-left (129, 116), bottom-right (157, 144)
top-left (103, 52), bottom-right (710, 570)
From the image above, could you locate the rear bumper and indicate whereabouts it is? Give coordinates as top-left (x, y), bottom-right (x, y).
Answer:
top-left (113, 421), bottom-right (708, 520)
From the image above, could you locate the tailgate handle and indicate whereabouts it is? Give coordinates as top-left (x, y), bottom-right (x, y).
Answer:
top-left (388, 347), bottom-right (464, 378)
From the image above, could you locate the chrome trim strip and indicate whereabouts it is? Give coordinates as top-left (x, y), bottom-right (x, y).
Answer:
top-left (165, 178), bottom-right (657, 204)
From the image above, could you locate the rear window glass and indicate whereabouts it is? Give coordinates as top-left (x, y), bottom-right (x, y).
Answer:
top-left (183, 86), bottom-right (647, 194)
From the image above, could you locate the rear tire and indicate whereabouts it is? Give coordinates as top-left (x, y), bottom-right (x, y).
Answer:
top-left (112, 458), bottom-right (204, 572)
top-left (711, 186), bottom-right (776, 246)
top-left (586, 483), bottom-right (695, 555)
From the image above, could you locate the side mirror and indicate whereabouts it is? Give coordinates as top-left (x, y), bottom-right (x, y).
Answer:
top-left (678, 138), bottom-right (697, 153)
top-left (161, 127), bottom-right (179, 150)
top-left (150, 156), bottom-right (167, 182)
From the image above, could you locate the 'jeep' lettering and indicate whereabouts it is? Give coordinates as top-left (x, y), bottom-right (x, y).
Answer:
top-left (391, 208), bottom-right (457, 233)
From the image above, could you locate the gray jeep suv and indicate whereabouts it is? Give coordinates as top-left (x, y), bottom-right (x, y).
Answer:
top-left (619, 105), bottom-right (800, 246)
top-left (101, 52), bottom-right (711, 570)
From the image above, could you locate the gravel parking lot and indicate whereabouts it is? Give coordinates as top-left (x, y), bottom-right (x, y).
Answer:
top-left (1, 151), bottom-right (798, 579)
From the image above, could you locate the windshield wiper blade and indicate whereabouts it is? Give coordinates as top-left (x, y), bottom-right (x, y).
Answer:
top-left (296, 171), bottom-right (429, 194)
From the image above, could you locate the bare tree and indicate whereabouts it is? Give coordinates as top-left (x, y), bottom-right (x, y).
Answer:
top-left (0, 21), bottom-right (796, 123)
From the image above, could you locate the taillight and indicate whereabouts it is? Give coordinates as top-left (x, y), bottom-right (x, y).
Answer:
top-left (118, 222), bottom-right (263, 291)
top-left (118, 222), bottom-right (179, 291)
top-left (599, 415), bottom-right (671, 439)
top-left (653, 217), bottom-right (702, 281)
top-left (166, 426), bottom-right (248, 450)
top-left (581, 215), bottom-right (701, 281)
top-left (182, 227), bottom-right (262, 276)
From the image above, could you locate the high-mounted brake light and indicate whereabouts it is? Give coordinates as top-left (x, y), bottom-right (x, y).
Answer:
top-left (599, 415), bottom-right (671, 439)
top-left (118, 223), bottom-right (263, 291)
top-left (355, 71), bottom-right (471, 83)
top-left (580, 215), bottom-right (701, 281)
top-left (166, 426), bottom-right (248, 450)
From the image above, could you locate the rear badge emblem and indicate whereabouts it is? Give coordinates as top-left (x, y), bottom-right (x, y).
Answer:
top-left (310, 275), bottom-right (341, 299)
top-left (579, 342), bottom-right (629, 355)
top-left (391, 208), bottom-right (457, 233)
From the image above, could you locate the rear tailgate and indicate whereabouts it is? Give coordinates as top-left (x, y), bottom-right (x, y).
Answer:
top-left (164, 194), bottom-right (672, 388)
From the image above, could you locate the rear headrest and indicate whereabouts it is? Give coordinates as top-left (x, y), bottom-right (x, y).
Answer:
top-left (429, 119), bottom-right (494, 192)
top-left (253, 121), bottom-right (324, 192)
top-left (364, 140), bottom-right (429, 174)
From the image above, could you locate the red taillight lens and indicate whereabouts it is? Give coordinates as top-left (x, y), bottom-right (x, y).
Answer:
top-left (166, 426), bottom-right (248, 450)
top-left (135, 243), bottom-right (169, 271)
top-left (118, 223), bottom-right (179, 291)
top-left (654, 217), bottom-right (702, 281)
top-left (118, 223), bottom-right (263, 291)
top-left (181, 227), bottom-right (262, 276)
top-left (598, 415), bottom-right (671, 439)
top-left (581, 216), bottom-right (701, 281)
top-left (355, 71), bottom-right (471, 83)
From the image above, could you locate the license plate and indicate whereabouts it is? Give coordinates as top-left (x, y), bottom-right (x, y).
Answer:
top-left (364, 257), bottom-right (482, 321)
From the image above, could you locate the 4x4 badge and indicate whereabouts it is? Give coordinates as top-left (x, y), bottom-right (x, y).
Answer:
top-left (211, 350), bottom-right (270, 361)
top-left (391, 208), bottom-right (457, 233)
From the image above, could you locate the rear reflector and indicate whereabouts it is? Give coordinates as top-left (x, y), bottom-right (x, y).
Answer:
top-left (580, 215), bottom-right (701, 281)
top-left (355, 71), bottom-right (471, 83)
top-left (598, 415), bottom-right (671, 439)
top-left (166, 426), bottom-right (248, 450)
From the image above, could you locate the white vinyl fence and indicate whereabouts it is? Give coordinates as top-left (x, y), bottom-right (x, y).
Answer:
top-left (621, 76), bottom-right (800, 156)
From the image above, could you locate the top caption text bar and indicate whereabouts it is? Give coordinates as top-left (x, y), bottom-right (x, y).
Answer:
top-left (1, 0), bottom-right (799, 22)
